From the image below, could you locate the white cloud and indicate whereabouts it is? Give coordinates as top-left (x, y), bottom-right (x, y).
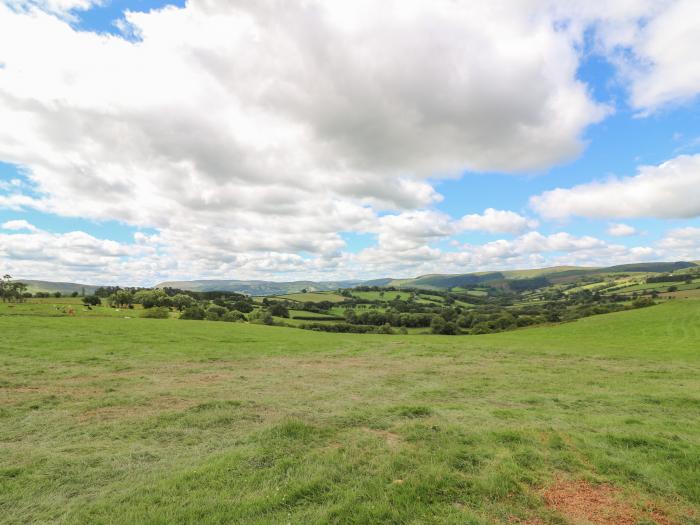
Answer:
top-left (615, 0), bottom-right (700, 111)
top-left (1, 1), bottom-right (699, 283)
top-left (0, 0), bottom-right (608, 276)
top-left (4, 0), bottom-right (103, 18)
top-left (1, 219), bottom-right (38, 232)
top-left (458, 208), bottom-right (538, 235)
top-left (658, 227), bottom-right (700, 250)
top-left (607, 223), bottom-right (637, 237)
top-left (531, 154), bottom-right (700, 220)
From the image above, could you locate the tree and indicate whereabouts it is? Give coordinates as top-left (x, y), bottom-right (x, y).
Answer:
top-left (82, 295), bottom-right (101, 307)
top-left (0, 275), bottom-right (27, 303)
top-left (430, 316), bottom-right (446, 334)
top-left (232, 300), bottom-right (254, 313)
top-left (180, 305), bottom-right (205, 320)
top-left (250, 309), bottom-right (274, 325)
top-left (205, 305), bottom-right (227, 321)
top-left (109, 290), bottom-right (134, 308)
top-left (269, 303), bottom-right (289, 318)
top-left (134, 289), bottom-right (170, 309)
top-left (171, 293), bottom-right (195, 311)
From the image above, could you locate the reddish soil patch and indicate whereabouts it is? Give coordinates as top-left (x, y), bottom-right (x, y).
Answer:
top-left (362, 427), bottom-right (402, 448)
top-left (541, 479), bottom-right (677, 525)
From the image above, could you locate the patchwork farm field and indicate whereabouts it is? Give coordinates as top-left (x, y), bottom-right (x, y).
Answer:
top-left (1, 301), bottom-right (699, 524)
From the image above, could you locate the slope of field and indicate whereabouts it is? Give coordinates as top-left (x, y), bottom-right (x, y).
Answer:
top-left (1, 302), bottom-right (699, 524)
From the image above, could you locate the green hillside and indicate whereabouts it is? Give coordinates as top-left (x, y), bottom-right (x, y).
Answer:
top-left (1, 299), bottom-right (699, 523)
top-left (14, 279), bottom-right (100, 295)
top-left (155, 279), bottom-right (362, 295)
top-left (380, 261), bottom-right (698, 290)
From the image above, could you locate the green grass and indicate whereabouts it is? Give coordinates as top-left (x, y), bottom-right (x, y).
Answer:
top-left (270, 292), bottom-right (347, 303)
top-left (350, 291), bottom-right (413, 301)
top-left (1, 302), bottom-right (699, 523)
top-left (288, 309), bottom-right (341, 319)
top-left (0, 299), bottom-right (141, 318)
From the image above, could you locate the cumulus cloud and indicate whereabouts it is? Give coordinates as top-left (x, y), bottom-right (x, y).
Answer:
top-left (658, 227), bottom-right (700, 250)
top-left (607, 223), bottom-right (637, 237)
top-left (458, 208), bottom-right (538, 235)
top-left (612, 0), bottom-right (700, 111)
top-left (531, 154), bottom-right (700, 220)
top-left (2, 219), bottom-right (38, 232)
top-left (0, 1), bottom-right (698, 282)
top-left (0, 1), bottom-right (607, 269)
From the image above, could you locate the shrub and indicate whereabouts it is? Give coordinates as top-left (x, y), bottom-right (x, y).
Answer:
top-left (205, 305), bottom-right (227, 321)
top-left (250, 309), bottom-right (274, 325)
top-left (222, 310), bottom-right (246, 322)
top-left (180, 306), bottom-right (206, 320)
top-left (141, 307), bottom-right (170, 319)
top-left (269, 303), bottom-right (290, 318)
top-left (375, 323), bottom-right (394, 334)
top-left (632, 297), bottom-right (655, 309)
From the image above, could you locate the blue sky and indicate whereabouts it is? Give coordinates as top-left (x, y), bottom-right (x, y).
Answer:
top-left (1, 0), bottom-right (700, 285)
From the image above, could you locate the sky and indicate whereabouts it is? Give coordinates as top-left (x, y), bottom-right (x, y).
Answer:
top-left (1, 0), bottom-right (700, 286)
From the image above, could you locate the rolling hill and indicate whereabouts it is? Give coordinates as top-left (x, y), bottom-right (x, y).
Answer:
top-left (155, 279), bottom-right (364, 296)
top-left (14, 261), bottom-right (697, 296)
top-left (13, 280), bottom-right (100, 295)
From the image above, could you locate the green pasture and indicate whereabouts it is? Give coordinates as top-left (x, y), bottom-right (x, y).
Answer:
top-left (350, 291), bottom-right (413, 302)
top-left (0, 301), bottom-right (699, 523)
top-left (270, 292), bottom-right (347, 303)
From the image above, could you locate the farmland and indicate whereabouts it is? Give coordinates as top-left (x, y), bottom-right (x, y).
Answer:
top-left (1, 299), bottom-right (699, 524)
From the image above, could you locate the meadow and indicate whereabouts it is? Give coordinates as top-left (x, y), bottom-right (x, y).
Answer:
top-left (1, 300), bottom-right (699, 524)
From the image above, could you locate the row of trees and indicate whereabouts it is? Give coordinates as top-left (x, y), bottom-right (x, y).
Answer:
top-left (0, 275), bottom-right (27, 303)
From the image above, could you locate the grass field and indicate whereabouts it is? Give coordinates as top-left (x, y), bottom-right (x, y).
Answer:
top-left (350, 291), bottom-right (414, 302)
top-left (1, 301), bottom-right (699, 524)
top-left (270, 292), bottom-right (347, 303)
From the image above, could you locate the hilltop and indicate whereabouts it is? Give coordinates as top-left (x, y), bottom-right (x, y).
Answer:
top-left (12, 261), bottom-right (698, 296)
top-left (155, 261), bottom-right (697, 294)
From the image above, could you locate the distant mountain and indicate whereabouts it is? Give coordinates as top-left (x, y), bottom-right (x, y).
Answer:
top-left (16, 261), bottom-right (697, 296)
top-left (375, 262), bottom-right (698, 290)
top-left (601, 261), bottom-right (697, 273)
top-left (15, 280), bottom-right (100, 295)
top-left (155, 279), bottom-right (364, 296)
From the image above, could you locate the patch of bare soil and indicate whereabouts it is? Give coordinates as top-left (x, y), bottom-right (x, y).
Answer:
top-left (362, 427), bottom-right (402, 448)
top-left (541, 479), bottom-right (677, 525)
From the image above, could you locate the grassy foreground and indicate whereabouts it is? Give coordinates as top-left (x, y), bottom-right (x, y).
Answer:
top-left (1, 301), bottom-right (699, 524)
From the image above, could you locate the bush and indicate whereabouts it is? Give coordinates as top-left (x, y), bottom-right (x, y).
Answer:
top-left (180, 306), bottom-right (206, 320)
top-left (141, 307), bottom-right (170, 319)
top-left (205, 305), bottom-right (228, 321)
top-left (222, 310), bottom-right (246, 322)
top-left (632, 297), bottom-right (655, 309)
top-left (375, 323), bottom-right (394, 334)
top-left (269, 303), bottom-right (290, 318)
top-left (232, 301), bottom-right (254, 313)
top-left (249, 309), bottom-right (274, 325)
top-left (430, 316), bottom-right (446, 334)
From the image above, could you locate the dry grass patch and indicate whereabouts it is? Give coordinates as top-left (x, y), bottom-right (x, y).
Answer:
top-left (541, 479), bottom-right (679, 525)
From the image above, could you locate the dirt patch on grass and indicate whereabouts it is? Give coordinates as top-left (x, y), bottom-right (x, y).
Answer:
top-left (362, 427), bottom-right (402, 448)
top-left (541, 479), bottom-right (677, 525)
